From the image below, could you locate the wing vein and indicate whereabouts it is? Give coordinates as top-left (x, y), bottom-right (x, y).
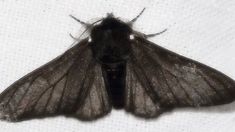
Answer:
top-left (29, 72), bottom-right (69, 113)
top-left (130, 57), bottom-right (159, 103)
top-left (164, 70), bottom-right (194, 105)
top-left (160, 69), bottom-right (180, 105)
top-left (73, 60), bottom-right (96, 112)
top-left (15, 76), bottom-right (42, 110)
top-left (56, 75), bottom-right (68, 112)
top-left (197, 71), bottom-right (223, 100)
top-left (43, 85), bottom-right (56, 113)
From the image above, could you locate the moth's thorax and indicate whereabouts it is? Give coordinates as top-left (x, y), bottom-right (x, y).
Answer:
top-left (90, 17), bottom-right (132, 64)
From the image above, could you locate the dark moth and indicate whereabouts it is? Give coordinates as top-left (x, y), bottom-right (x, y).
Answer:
top-left (1, 10), bottom-right (235, 122)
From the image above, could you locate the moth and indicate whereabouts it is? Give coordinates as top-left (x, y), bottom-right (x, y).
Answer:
top-left (1, 9), bottom-right (235, 122)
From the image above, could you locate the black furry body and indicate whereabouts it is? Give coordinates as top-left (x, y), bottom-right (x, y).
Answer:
top-left (0, 14), bottom-right (235, 122)
top-left (90, 17), bottom-right (132, 109)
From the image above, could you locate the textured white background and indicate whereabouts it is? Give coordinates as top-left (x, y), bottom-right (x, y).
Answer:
top-left (0, 0), bottom-right (235, 132)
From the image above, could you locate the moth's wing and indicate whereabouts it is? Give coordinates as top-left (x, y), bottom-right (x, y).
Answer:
top-left (125, 36), bottom-right (235, 118)
top-left (0, 40), bottom-right (111, 121)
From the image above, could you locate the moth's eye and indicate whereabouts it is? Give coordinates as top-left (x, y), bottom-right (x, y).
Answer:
top-left (88, 36), bottom-right (92, 42)
top-left (129, 34), bottom-right (135, 40)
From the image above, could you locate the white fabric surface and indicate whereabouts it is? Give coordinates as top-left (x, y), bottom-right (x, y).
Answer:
top-left (0, 0), bottom-right (235, 132)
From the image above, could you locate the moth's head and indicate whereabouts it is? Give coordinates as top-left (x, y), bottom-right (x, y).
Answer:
top-left (90, 14), bottom-right (132, 42)
top-left (88, 14), bottom-right (133, 63)
top-left (69, 9), bottom-right (146, 63)
top-left (70, 8), bottom-right (146, 42)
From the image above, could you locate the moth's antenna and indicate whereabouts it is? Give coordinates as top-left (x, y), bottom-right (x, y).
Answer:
top-left (145, 28), bottom-right (168, 38)
top-left (130, 8), bottom-right (146, 23)
top-left (69, 15), bottom-right (91, 28)
top-left (69, 18), bottom-right (104, 42)
top-left (69, 33), bottom-right (80, 41)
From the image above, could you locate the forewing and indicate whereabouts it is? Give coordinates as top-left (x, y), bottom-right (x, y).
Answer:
top-left (125, 36), bottom-right (235, 118)
top-left (0, 40), bottom-right (111, 121)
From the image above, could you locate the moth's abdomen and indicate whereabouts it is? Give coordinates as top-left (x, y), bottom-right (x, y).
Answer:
top-left (102, 62), bottom-right (126, 109)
